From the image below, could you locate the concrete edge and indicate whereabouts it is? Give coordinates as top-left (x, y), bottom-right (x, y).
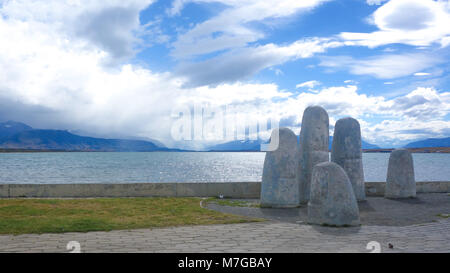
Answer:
top-left (0, 184), bottom-right (8, 198)
top-left (0, 181), bottom-right (448, 199)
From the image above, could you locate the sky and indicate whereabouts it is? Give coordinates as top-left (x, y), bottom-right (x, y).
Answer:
top-left (0, 0), bottom-right (449, 149)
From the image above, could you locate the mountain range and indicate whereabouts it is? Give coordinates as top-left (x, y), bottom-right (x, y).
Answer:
top-left (404, 137), bottom-right (450, 148)
top-left (1, 121), bottom-right (449, 152)
top-left (208, 136), bottom-right (380, 151)
top-left (208, 136), bottom-right (450, 151)
top-left (0, 121), bottom-right (176, 152)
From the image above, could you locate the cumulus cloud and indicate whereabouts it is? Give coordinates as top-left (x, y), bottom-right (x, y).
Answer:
top-left (341, 0), bottom-right (450, 48)
top-left (187, 84), bottom-right (450, 147)
top-left (380, 87), bottom-right (450, 119)
top-left (0, 1), bottom-right (173, 140)
top-left (368, 119), bottom-right (450, 146)
top-left (264, 85), bottom-right (449, 146)
top-left (289, 86), bottom-right (450, 145)
top-left (0, 0), bottom-right (155, 64)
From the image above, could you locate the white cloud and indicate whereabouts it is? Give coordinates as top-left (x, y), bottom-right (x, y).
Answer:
top-left (293, 85), bottom-right (384, 118)
top-left (177, 38), bottom-right (343, 86)
top-left (289, 86), bottom-right (450, 145)
top-left (343, 80), bottom-right (359, 85)
top-left (368, 119), bottom-right (450, 146)
top-left (252, 84), bottom-right (449, 146)
top-left (170, 0), bottom-right (450, 85)
top-left (296, 80), bottom-right (321, 89)
top-left (271, 68), bottom-right (284, 76)
top-left (341, 0), bottom-right (450, 48)
top-left (414, 72), bottom-right (431, 76)
top-left (366, 0), bottom-right (388, 5)
top-left (319, 53), bottom-right (442, 79)
top-left (0, 0), bottom-right (155, 64)
top-left (272, 85), bottom-right (450, 146)
top-left (380, 87), bottom-right (450, 119)
top-left (169, 0), bottom-right (330, 58)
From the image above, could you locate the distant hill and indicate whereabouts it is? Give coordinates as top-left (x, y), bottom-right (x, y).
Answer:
top-left (329, 136), bottom-right (380, 150)
top-left (404, 137), bottom-right (450, 148)
top-left (208, 140), bottom-right (263, 151)
top-left (0, 121), bottom-right (33, 140)
top-left (0, 121), bottom-right (175, 152)
top-left (207, 136), bottom-right (379, 151)
top-left (68, 129), bottom-right (167, 148)
top-left (361, 141), bottom-right (380, 150)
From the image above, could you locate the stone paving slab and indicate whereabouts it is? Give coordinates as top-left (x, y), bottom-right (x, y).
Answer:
top-left (0, 219), bottom-right (449, 253)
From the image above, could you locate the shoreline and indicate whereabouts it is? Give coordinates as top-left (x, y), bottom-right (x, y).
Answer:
top-left (1, 148), bottom-right (450, 153)
top-left (363, 147), bottom-right (450, 153)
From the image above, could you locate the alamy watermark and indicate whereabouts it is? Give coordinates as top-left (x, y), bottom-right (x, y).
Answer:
top-left (366, 241), bottom-right (381, 253)
top-left (170, 104), bottom-right (280, 151)
top-left (67, 241), bottom-right (81, 253)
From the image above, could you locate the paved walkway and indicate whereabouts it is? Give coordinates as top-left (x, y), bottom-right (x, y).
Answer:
top-left (0, 219), bottom-right (449, 253)
top-left (0, 193), bottom-right (448, 253)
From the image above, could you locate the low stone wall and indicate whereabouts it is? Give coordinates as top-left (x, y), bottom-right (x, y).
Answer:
top-left (0, 182), bottom-right (260, 199)
top-left (365, 181), bottom-right (450, 196)
top-left (0, 181), bottom-right (448, 198)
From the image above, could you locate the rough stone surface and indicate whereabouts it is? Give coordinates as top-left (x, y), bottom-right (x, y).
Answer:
top-left (261, 128), bottom-right (299, 208)
top-left (331, 117), bottom-right (366, 201)
top-left (297, 106), bottom-right (329, 204)
top-left (386, 149), bottom-right (416, 199)
top-left (308, 162), bottom-right (360, 227)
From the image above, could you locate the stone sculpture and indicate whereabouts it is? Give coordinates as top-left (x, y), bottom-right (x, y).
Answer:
top-left (385, 149), bottom-right (416, 198)
top-left (261, 128), bottom-right (300, 208)
top-left (307, 162), bottom-right (361, 227)
top-left (297, 106), bottom-right (329, 204)
top-left (331, 117), bottom-right (366, 201)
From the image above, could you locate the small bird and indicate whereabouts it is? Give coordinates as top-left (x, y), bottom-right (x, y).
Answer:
top-left (388, 243), bottom-right (394, 249)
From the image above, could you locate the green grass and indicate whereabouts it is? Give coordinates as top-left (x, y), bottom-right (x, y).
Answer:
top-left (205, 197), bottom-right (260, 208)
top-left (0, 198), bottom-right (261, 235)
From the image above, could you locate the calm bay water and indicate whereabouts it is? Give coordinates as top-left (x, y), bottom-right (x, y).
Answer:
top-left (0, 152), bottom-right (449, 184)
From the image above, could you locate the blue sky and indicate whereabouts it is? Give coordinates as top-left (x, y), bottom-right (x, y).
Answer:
top-left (0, 0), bottom-right (449, 149)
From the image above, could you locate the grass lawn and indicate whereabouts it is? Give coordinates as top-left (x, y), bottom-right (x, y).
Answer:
top-left (205, 197), bottom-right (260, 208)
top-left (0, 197), bottom-right (262, 235)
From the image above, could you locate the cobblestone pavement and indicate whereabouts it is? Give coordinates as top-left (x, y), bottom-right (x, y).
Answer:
top-left (0, 218), bottom-right (449, 253)
top-left (0, 193), bottom-right (448, 253)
